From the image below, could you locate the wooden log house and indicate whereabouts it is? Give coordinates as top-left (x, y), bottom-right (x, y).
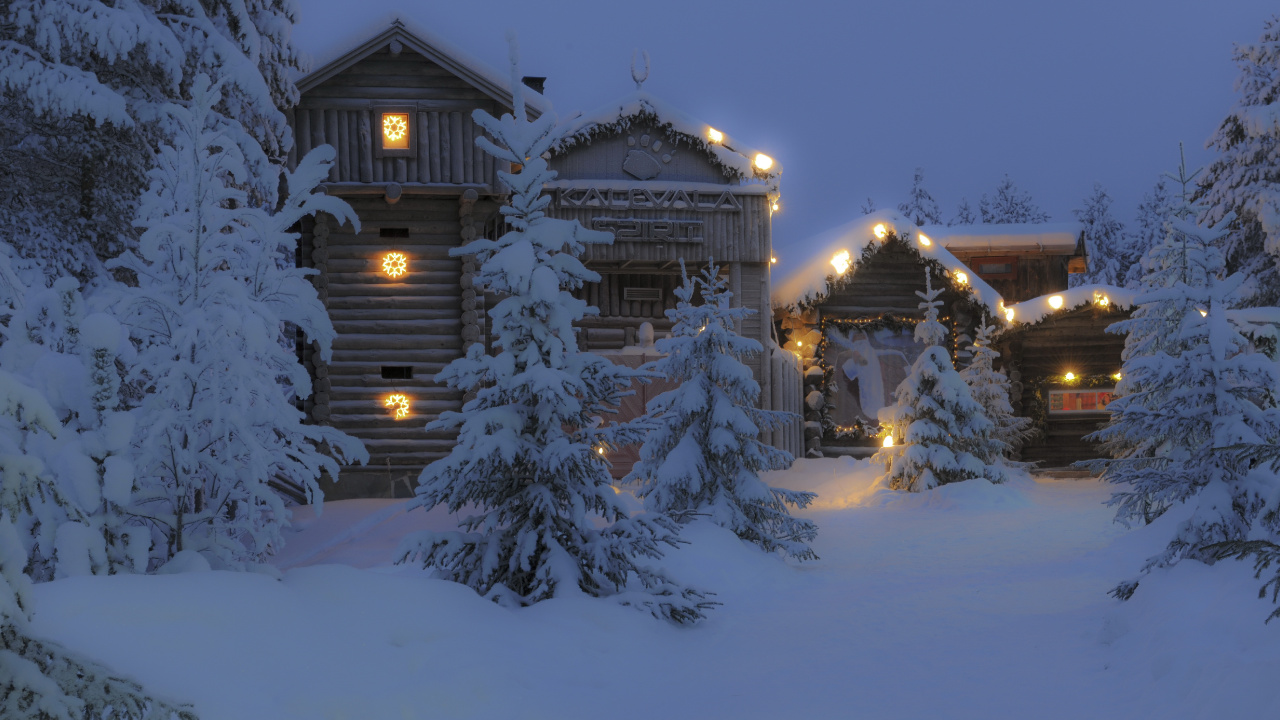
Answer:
top-left (290, 22), bottom-right (803, 497)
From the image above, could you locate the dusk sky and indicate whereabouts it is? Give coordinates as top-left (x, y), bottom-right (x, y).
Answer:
top-left (298, 1), bottom-right (1276, 274)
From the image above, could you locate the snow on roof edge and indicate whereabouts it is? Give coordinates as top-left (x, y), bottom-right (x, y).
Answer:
top-left (918, 222), bottom-right (1083, 254)
top-left (553, 91), bottom-right (780, 197)
top-left (1003, 284), bottom-right (1137, 328)
top-left (772, 209), bottom-right (1005, 322)
top-left (294, 15), bottom-right (548, 114)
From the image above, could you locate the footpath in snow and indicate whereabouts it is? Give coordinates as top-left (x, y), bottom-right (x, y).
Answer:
top-left (30, 459), bottom-right (1280, 720)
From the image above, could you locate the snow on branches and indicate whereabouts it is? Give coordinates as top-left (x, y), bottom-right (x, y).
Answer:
top-left (396, 38), bottom-right (712, 623)
top-left (627, 260), bottom-right (816, 561)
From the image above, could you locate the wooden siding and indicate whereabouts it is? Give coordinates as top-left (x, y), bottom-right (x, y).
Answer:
top-left (817, 239), bottom-right (978, 319)
top-left (315, 195), bottom-right (480, 498)
top-left (950, 252), bottom-right (1071, 304)
top-left (288, 47), bottom-right (504, 187)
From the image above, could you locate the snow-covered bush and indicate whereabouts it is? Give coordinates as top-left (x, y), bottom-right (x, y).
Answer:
top-left (108, 77), bottom-right (366, 570)
top-left (959, 321), bottom-right (1034, 457)
top-left (396, 40), bottom-right (712, 623)
top-left (874, 270), bottom-right (1007, 491)
top-left (626, 261), bottom-right (816, 561)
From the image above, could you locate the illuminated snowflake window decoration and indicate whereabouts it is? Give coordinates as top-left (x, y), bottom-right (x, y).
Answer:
top-left (384, 394), bottom-right (411, 420)
top-left (382, 252), bottom-right (408, 278)
top-left (383, 114), bottom-right (408, 141)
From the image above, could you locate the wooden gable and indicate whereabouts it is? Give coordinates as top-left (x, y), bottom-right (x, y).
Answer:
top-left (550, 124), bottom-right (734, 185)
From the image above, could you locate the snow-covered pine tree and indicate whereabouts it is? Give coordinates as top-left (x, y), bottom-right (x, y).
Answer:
top-left (979, 175), bottom-right (1050, 224)
top-left (951, 197), bottom-right (976, 226)
top-left (898, 167), bottom-right (943, 226)
top-left (959, 321), bottom-right (1034, 457)
top-left (1086, 202), bottom-right (1280, 597)
top-left (396, 39), bottom-right (711, 623)
top-left (626, 260), bottom-right (816, 560)
top-left (0, 0), bottom-right (306, 277)
top-left (1199, 15), bottom-right (1280, 305)
top-left (873, 269), bottom-right (1007, 492)
top-left (1124, 178), bottom-right (1174, 288)
top-left (108, 77), bottom-right (366, 570)
top-left (1070, 183), bottom-right (1128, 287)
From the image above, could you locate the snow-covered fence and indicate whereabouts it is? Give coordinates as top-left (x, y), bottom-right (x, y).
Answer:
top-left (769, 345), bottom-right (805, 458)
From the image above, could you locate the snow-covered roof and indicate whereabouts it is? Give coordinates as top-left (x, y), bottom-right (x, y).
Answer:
top-left (294, 17), bottom-right (547, 115)
top-left (772, 210), bottom-right (1004, 320)
top-left (553, 91), bottom-right (781, 197)
top-left (917, 223), bottom-right (1083, 255)
top-left (1003, 284), bottom-right (1137, 327)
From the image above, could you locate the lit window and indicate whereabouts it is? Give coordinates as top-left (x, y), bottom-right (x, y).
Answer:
top-left (382, 112), bottom-right (411, 150)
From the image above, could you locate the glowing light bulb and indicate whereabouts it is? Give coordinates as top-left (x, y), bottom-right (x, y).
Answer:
top-left (771, 256), bottom-right (778, 264)
top-left (796, 341), bottom-right (802, 347)
top-left (384, 394), bottom-right (411, 420)
top-left (596, 446), bottom-right (606, 456)
top-left (954, 271), bottom-right (968, 285)
top-left (1094, 292), bottom-right (1110, 307)
top-left (771, 201), bottom-right (780, 212)
top-left (1198, 308), bottom-right (1208, 317)
top-left (883, 435), bottom-right (894, 448)
top-left (873, 223), bottom-right (888, 240)
top-left (1113, 372), bottom-right (1122, 380)
top-left (1048, 295), bottom-right (1064, 309)
top-left (1005, 308), bottom-right (1015, 322)
top-left (382, 252), bottom-right (408, 278)
top-left (754, 153), bottom-right (773, 171)
top-left (831, 250), bottom-right (852, 275)
top-left (1064, 372), bottom-right (1076, 382)
top-left (919, 234), bottom-right (932, 247)
top-left (707, 127), bottom-right (723, 143)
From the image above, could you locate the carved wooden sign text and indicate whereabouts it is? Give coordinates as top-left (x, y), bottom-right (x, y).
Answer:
top-left (592, 217), bottom-right (704, 243)
top-left (554, 187), bottom-right (742, 213)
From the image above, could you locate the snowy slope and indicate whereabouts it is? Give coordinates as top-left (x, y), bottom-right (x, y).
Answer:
top-left (29, 460), bottom-right (1280, 720)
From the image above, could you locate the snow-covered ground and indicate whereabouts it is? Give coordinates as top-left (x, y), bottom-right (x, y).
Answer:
top-left (29, 459), bottom-right (1280, 719)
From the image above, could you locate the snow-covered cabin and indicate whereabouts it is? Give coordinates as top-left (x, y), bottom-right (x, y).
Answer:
top-left (772, 211), bottom-right (1004, 458)
top-left (543, 90), bottom-right (804, 468)
top-left (772, 211), bottom-right (1128, 465)
top-left (288, 20), bottom-right (544, 498)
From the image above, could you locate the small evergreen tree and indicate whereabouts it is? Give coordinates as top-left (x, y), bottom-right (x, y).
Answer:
top-left (979, 175), bottom-right (1050, 224)
top-left (874, 270), bottom-right (1007, 491)
top-left (109, 77), bottom-right (366, 570)
top-left (959, 321), bottom-right (1034, 457)
top-left (396, 39), bottom-right (711, 623)
top-left (951, 197), bottom-right (976, 225)
top-left (860, 197), bottom-right (877, 215)
top-left (897, 167), bottom-right (942, 226)
top-left (626, 261), bottom-right (817, 561)
top-left (1125, 178), bottom-right (1174, 288)
top-left (1070, 183), bottom-right (1128, 287)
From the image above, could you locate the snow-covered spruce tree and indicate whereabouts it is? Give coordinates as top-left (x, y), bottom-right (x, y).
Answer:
top-left (951, 197), bottom-right (976, 226)
top-left (0, 0), bottom-right (306, 277)
top-left (959, 321), bottom-right (1034, 457)
top-left (625, 261), bottom-right (816, 560)
top-left (107, 77), bottom-right (366, 570)
top-left (873, 270), bottom-right (1007, 492)
top-left (898, 167), bottom-right (942, 226)
top-left (1086, 208), bottom-right (1280, 596)
top-left (396, 41), bottom-right (712, 623)
top-left (979, 175), bottom-right (1050, 224)
top-left (1124, 178), bottom-right (1174, 288)
top-left (0, 272), bottom-right (147, 581)
top-left (1070, 182), bottom-right (1128, 287)
top-left (1199, 15), bottom-right (1280, 305)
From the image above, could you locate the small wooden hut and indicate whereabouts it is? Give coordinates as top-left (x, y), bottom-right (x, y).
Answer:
top-left (918, 223), bottom-right (1086, 303)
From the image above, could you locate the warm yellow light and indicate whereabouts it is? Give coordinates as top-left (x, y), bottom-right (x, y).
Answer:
top-left (771, 256), bottom-right (777, 264)
top-left (382, 113), bottom-right (410, 149)
top-left (382, 252), bottom-right (408, 278)
top-left (771, 201), bottom-right (780, 212)
top-left (1198, 308), bottom-right (1208, 317)
top-left (919, 234), bottom-right (932, 247)
top-left (1094, 292), bottom-right (1110, 307)
top-left (708, 127), bottom-right (724, 143)
top-left (873, 223), bottom-right (888, 240)
top-left (1048, 295), bottom-right (1064, 309)
top-left (384, 394), bottom-right (411, 420)
top-left (754, 153), bottom-right (773, 171)
top-left (795, 341), bottom-right (802, 347)
top-left (1064, 372), bottom-right (1076, 382)
top-left (883, 435), bottom-right (894, 448)
top-left (596, 446), bottom-right (606, 456)
top-left (1005, 307), bottom-right (1015, 322)
top-left (831, 250), bottom-right (852, 275)
top-left (1113, 372), bottom-right (1123, 380)
top-left (954, 271), bottom-right (968, 286)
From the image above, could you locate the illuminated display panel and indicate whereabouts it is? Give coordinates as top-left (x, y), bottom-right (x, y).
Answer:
top-left (1048, 389), bottom-right (1114, 414)
top-left (382, 112), bottom-right (411, 150)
